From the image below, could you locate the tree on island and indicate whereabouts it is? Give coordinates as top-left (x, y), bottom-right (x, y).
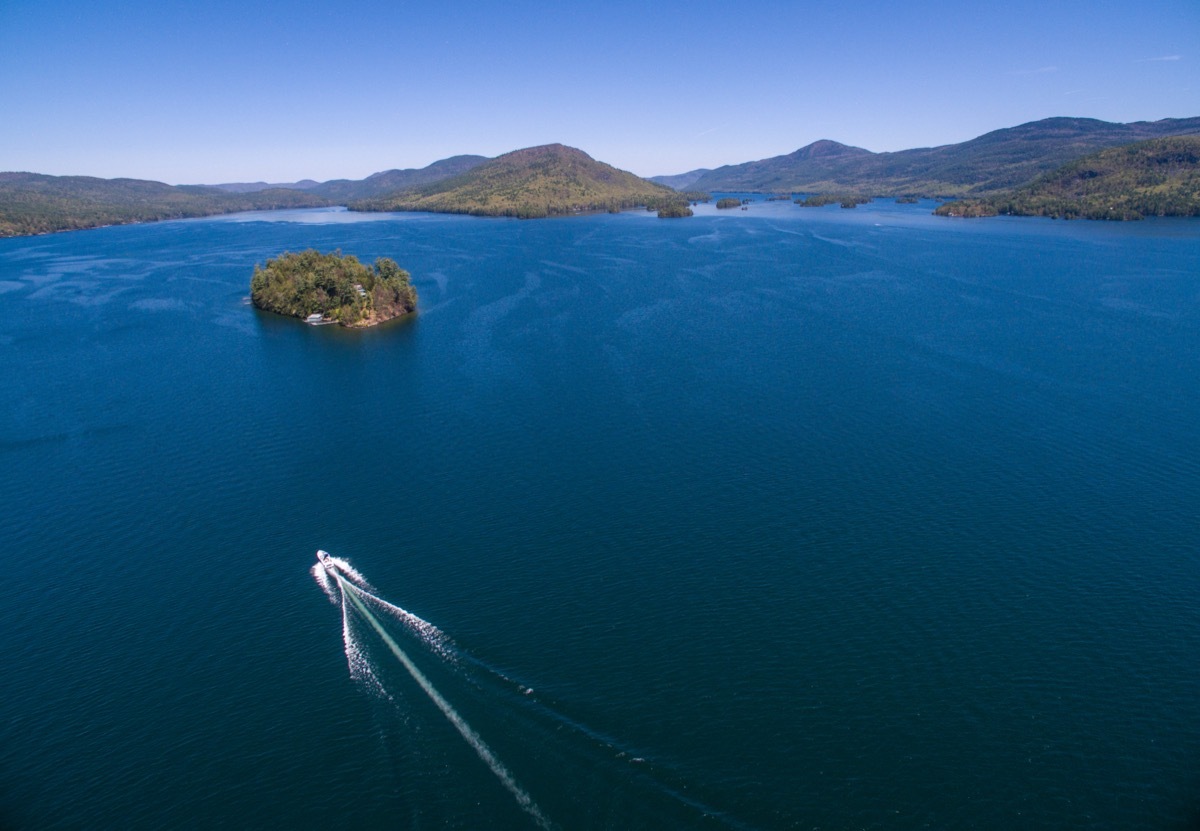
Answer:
top-left (250, 249), bottom-right (417, 327)
top-left (715, 197), bottom-right (741, 209)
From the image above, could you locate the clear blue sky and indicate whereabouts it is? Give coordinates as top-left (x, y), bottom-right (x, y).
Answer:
top-left (2, 0), bottom-right (1196, 183)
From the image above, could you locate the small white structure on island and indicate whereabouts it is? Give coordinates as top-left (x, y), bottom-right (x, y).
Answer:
top-left (354, 284), bottom-right (367, 297)
top-left (305, 313), bottom-right (324, 324)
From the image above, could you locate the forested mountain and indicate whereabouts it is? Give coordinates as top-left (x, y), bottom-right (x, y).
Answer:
top-left (681, 117), bottom-right (1200, 196)
top-left (351, 144), bottom-right (683, 218)
top-left (689, 140), bottom-right (872, 193)
top-left (0, 173), bottom-right (329, 237)
top-left (935, 135), bottom-right (1200, 220)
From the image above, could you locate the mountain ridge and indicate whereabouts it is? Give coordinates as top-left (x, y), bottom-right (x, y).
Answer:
top-left (679, 117), bottom-right (1200, 196)
top-left (206, 179), bottom-right (322, 193)
top-left (5, 116), bottom-right (1200, 236)
top-left (648, 168), bottom-right (711, 190)
top-left (309, 155), bottom-right (489, 201)
top-left (0, 173), bottom-right (329, 237)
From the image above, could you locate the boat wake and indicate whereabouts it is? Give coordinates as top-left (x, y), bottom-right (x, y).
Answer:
top-left (313, 550), bottom-right (747, 830)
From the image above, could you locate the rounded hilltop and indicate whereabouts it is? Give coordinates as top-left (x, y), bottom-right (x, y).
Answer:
top-left (250, 249), bottom-right (417, 327)
top-left (350, 143), bottom-right (690, 219)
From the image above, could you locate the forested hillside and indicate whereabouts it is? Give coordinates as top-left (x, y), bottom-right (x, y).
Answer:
top-left (935, 136), bottom-right (1200, 220)
top-left (0, 173), bottom-right (328, 236)
top-left (682, 117), bottom-right (1200, 197)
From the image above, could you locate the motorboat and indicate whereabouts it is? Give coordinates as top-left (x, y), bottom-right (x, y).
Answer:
top-left (316, 550), bottom-right (338, 575)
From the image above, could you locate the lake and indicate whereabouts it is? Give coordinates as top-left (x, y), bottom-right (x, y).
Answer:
top-left (2, 199), bottom-right (1199, 829)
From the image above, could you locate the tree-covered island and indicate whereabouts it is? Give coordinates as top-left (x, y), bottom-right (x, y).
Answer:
top-left (655, 203), bottom-right (694, 218)
top-left (794, 194), bottom-right (873, 208)
top-left (250, 250), bottom-right (417, 327)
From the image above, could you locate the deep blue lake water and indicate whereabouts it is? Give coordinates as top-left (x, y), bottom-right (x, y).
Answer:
top-left (2, 199), bottom-right (1199, 829)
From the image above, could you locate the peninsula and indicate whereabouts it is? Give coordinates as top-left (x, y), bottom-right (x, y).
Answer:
top-left (250, 250), bottom-right (417, 327)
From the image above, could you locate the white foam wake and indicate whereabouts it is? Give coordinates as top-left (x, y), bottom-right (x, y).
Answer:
top-left (338, 576), bottom-right (554, 830)
top-left (322, 553), bottom-right (370, 588)
top-left (312, 550), bottom-right (743, 829)
top-left (339, 582), bottom-right (390, 701)
top-left (311, 562), bottom-right (337, 604)
top-left (312, 551), bottom-right (453, 659)
top-left (344, 581), bottom-right (455, 661)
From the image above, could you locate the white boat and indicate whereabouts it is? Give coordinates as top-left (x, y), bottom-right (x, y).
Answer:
top-left (316, 550), bottom-right (337, 574)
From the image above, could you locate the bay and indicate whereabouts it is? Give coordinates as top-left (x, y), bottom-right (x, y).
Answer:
top-left (2, 199), bottom-right (1198, 829)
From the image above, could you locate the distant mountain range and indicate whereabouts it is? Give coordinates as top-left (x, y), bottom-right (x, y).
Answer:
top-left (0, 156), bottom-right (495, 237)
top-left (206, 156), bottom-right (491, 200)
top-left (306, 156), bottom-right (490, 202)
top-left (207, 179), bottom-right (322, 193)
top-left (0, 147), bottom-right (681, 236)
top-left (648, 169), bottom-right (711, 190)
top-left (3, 116), bottom-right (1200, 236)
top-left (673, 117), bottom-right (1200, 196)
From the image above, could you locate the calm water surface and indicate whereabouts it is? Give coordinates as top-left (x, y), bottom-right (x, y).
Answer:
top-left (2, 200), bottom-right (1199, 829)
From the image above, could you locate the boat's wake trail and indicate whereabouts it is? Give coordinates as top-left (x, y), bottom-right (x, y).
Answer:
top-left (340, 576), bottom-right (554, 829)
top-left (317, 552), bottom-right (552, 829)
top-left (313, 551), bottom-right (747, 830)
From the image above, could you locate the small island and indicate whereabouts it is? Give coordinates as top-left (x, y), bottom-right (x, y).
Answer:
top-left (250, 249), bottom-right (417, 327)
top-left (656, 203), bottom-right (694, 218)
top-left (715, 197), bottom-right (741, 209)
top-left (795, 194), bottom-right (873, 208)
